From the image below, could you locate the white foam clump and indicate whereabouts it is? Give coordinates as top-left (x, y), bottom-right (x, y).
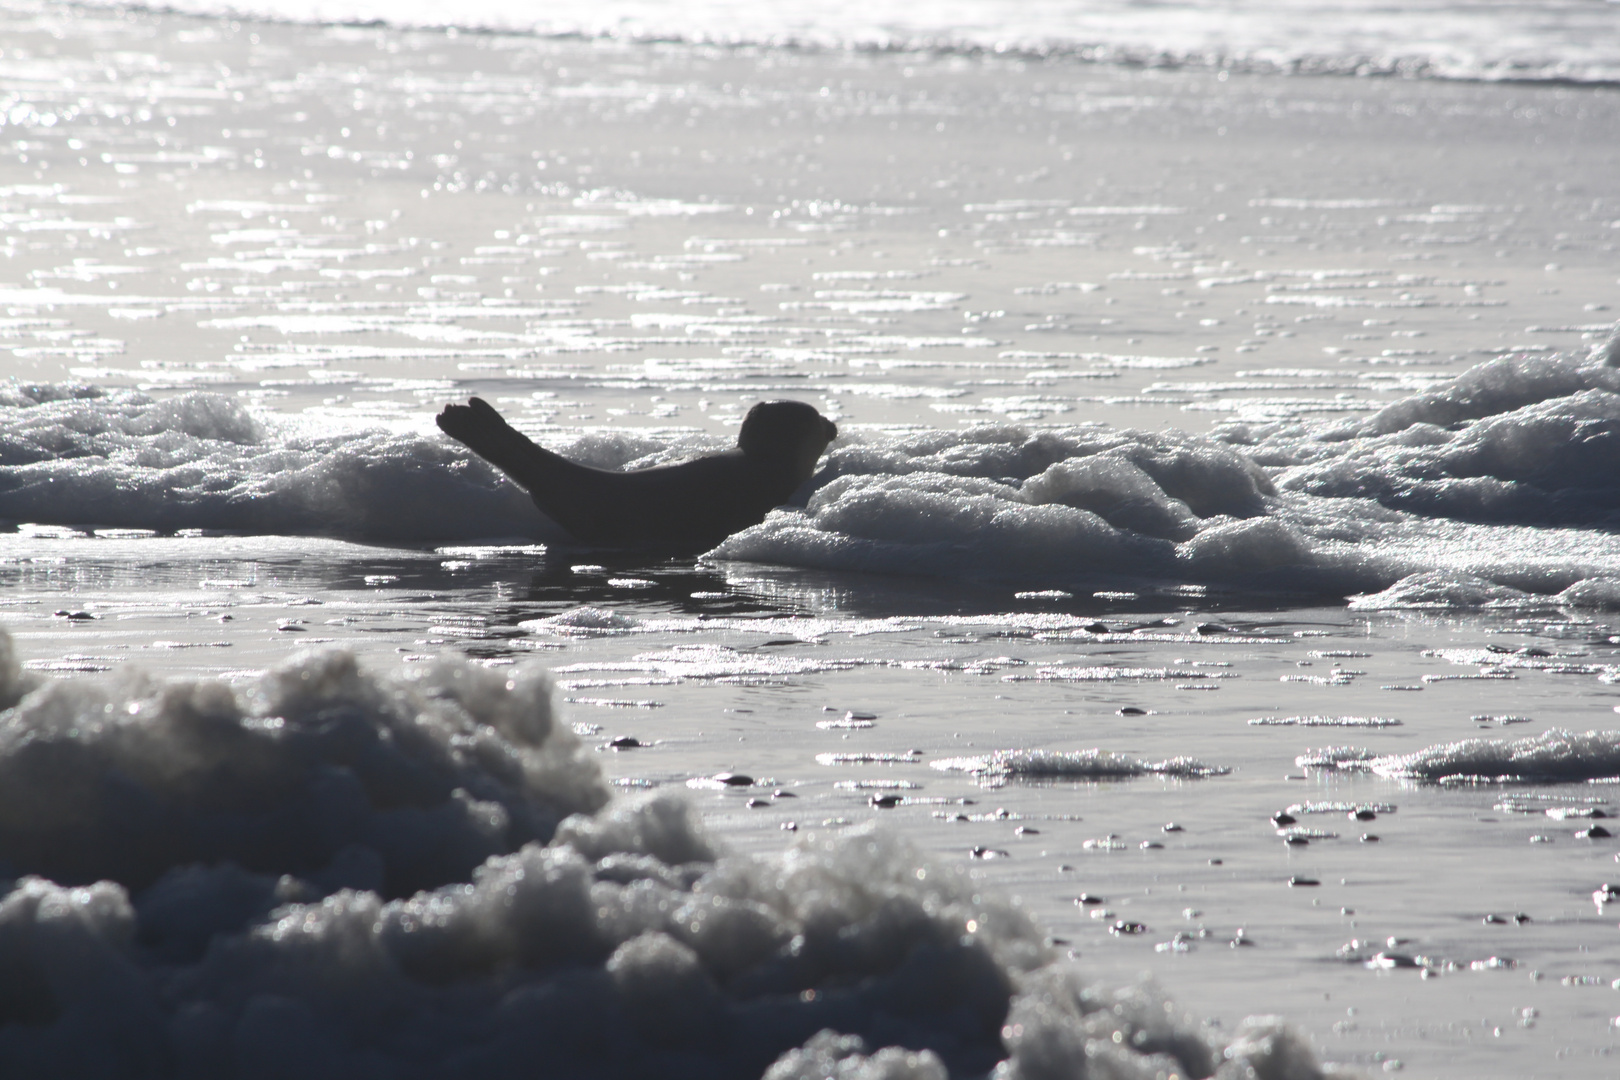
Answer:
top-left (712, 425), bottom-right (1351, 591)
top-left (533, 605), bottom-right (647, 632)
top-left (0, 387), bottom-right (544, 542)
top-left (1248, 716), bottom-right (1401, 728)
top-left (1346, 571), bottom-right (1536, 611)
top-left (1274, 350), bottom-right (1620, 526)
top-left (1302, 730), bottom-right (1620, 784)
top-left (0, 632), bottom-right (1346, 1079)
top-left (715, 347), bottom-right (1620, 602)
top-left (931, 748), bottom-right (1230, 781)
top-left (0, 633), bottom-right (608, 896)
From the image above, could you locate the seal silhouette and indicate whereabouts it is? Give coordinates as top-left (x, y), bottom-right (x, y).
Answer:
top-left (436, 397), bottom-right (838, 554)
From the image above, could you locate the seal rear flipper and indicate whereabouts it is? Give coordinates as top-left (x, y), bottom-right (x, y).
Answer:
top-left (436, 398), bottom-right (608, 541)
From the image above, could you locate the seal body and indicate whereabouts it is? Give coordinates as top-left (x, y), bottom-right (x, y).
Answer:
top-left (436, 398), bottom-right (838, 554)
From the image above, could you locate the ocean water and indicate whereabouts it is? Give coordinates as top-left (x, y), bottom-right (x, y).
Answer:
top-left (3, 0), bottom-right (1620, 1075)
top-left (71, 0), bottom-right (1620, 84)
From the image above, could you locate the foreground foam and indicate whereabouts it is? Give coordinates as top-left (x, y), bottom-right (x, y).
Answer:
top-left (0, 631), bottom-right (1344, 1079)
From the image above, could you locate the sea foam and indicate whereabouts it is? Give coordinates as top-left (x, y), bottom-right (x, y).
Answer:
top-left (0, 630), bottom-right (1344, 1079)
top-left (1301, 729), bottom-right (1620, 784)
top-left (12, 346), bottom-right (1620, 605)
top-left (0, 386), bottom-right (544, 542)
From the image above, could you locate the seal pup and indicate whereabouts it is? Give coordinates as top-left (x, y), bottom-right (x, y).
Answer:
top-left (436, 397), bottom-right (838, 554)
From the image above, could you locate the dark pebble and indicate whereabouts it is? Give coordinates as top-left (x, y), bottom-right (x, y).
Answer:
top-left (1579, 826), bottom-right (1613, 839)
top-left (1118, 706), bottom-right (1147, 716)
top-left (1287, 876), bottom-right (1321, 887)
top-left (1483, 914), bottom-right (1508, 925)
top-left (1285, 836), bottom-right (1309, 846)
top-left (1162, 823), bottom-right (1183, 832)
top-left (970, 846), bottom-right (1009, 860)
top-left (1015, 826), bottom-right (1039, 835)
top-left (1195, 623), bottom-right (1231, 634)
top-left (1514, 913), bottom-right (1532, 924)
top-left (1209, 858), bottom-right (1224, 866)
top-left (772, 790), bottom-right (797, 799)
top-left (1361, 834), bottom-right (1380, 843)
top-left (1272, 812), bottom-right (1297, 827)
top-left (713, 772), bottom-right (754, 787)
top-left (1109, 921), bottom-right (1147, 935)
top-left (1083, 622), bottom-right (1111, 634)
top-left (746, 798), bottom-right (769, 808)
top-left (870, 794), bottom-right (902, 809)
top-left (609, 736), bottom-right (642, 749)
top-left (1075, 893), bottom-right (1106, 905)
top-left (1352, 809), bottom-right (1377, 821)
top-left (54, 610), bottom-right (97, 620)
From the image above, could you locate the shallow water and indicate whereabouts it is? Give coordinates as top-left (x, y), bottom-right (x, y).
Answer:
top-left (3, 1), bottom-right (1620, 1076)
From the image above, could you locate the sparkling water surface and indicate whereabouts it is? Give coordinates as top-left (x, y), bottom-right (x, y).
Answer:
top-left (3, 1), bottom-right (1620, 1075)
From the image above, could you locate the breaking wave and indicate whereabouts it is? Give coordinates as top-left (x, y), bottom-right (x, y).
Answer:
top-left (0, 629), bottom-right (1344, 1078)
top-left (72, 0), bottom-right (1620, 88)
top-left (10, 342), bottom-right (1620, 605)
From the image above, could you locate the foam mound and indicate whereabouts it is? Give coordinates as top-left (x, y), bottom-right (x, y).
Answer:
top-left (712, 349), bottom-right (1620, 600)
top-left (1346, 571), bottom-right (1536, 611)
top-left (1301, 729), bottom-right (1620, 784)
top-left (0, 640), bottom-right (610, 897)
top-left (0, 387), bottom-right (544, 542)
top-left (1274, 352), bottom-right (1620, 525)
top-left (0, 631), bottom-right (1346, 1079)
top-left (930, 749), bottom-right (1230, 782)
